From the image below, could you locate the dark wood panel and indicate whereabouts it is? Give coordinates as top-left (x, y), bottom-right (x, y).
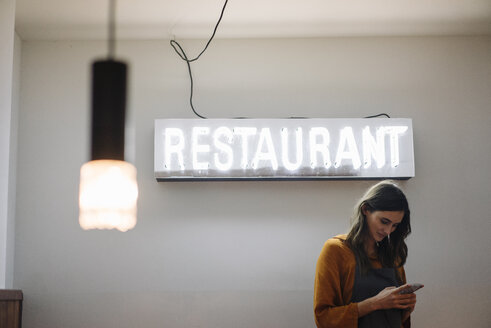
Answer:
top-left (0, 290), bottom-right (23, 301)
top-left (0, 302), bottom-right (20, 327)
top-left (0, 290), bottom-right (23, 328)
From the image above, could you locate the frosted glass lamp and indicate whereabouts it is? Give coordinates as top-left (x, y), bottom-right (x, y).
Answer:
top-left (79, 21), bottom-right (138, 231)
top-left (79, 160), bottom-right (138, 232)
top-left (79, 1), bottom-right (138, 231)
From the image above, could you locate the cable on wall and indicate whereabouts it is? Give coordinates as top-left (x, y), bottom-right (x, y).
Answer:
top-left (364, 113), bottom-right (391, 118)
top-left (170, 1), bottom-right (392, 121)
top-left (170, 0), bottom-right (230, 119)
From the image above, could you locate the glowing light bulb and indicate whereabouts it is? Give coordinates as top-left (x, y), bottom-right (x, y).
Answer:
top-left (79, 160), bottom-right (138, 232)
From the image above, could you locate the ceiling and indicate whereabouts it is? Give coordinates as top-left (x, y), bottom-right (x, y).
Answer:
top-left (15, 0), bottom-right (491, 40)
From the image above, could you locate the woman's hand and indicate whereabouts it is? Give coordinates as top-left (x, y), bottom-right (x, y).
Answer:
top-left (358, 284), bottom-right (417, 318)
top-left (372, 285), bottom-right (417, 311)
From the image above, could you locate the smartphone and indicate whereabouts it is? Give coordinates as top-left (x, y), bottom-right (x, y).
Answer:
top-left (399, 283), bottom-right (424, 294)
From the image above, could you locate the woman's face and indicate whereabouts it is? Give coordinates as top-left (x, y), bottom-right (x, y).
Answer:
top-left (363, 207), bottom-right (404, 243)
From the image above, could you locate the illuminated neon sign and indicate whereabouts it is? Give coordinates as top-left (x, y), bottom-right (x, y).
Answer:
top-left (154, 118), bottom-right (414, 180)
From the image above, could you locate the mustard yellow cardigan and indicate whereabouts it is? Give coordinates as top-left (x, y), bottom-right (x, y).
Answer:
top-left (314, 234), bottom-right (410, 328)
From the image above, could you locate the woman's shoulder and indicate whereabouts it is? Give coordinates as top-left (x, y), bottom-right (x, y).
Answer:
top-left (321, 234), bottom-right (353, 256)
top-left (325, 234), bottom-right (348, 246)
top-left (318, 234), bottom-right (356, 269)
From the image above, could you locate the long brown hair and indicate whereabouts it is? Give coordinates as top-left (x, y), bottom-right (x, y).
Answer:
top-left (345, 180), bottom-right (411, 279)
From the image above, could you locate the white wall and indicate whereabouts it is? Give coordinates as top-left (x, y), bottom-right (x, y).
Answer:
top-left (5, 32), bottom-right (21, 290)
top-left (14, 36), bottom-right (491, 327)
top-left (0, 0), bottom-right (17, 289)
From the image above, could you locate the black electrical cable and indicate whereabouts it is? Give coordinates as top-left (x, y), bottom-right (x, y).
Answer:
top-left (169, 0), bottom-right (392, 121)
top-left (108, 0), bottom-right (116, 59)
top-left (364, 113), bottom-right (391, 118)
top-left (170, 0), bottom-right (229, 119)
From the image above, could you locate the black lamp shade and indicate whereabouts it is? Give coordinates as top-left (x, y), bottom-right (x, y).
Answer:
top-left (91, 60), bottom-right (127, 161)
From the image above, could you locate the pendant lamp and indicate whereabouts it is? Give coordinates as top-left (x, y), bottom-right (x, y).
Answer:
top-left (79, 0), bottom-right (138, 232)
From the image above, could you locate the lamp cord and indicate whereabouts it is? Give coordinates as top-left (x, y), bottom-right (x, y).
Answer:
top-left (108, 0), bottom-right (116, 59)
top-left (170, 0), bottom-right (230, 119)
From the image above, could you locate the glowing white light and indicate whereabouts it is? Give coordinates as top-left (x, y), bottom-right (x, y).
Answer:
top-left (164, 128), bottom-right (185, 170)
top-left (362, 126), bottom-right (386, 169)
top-left (213, 127), bottom-right (234, 171)
top-left (234, 127), bottom-right (257, 169)
top-left (385, 126), bottom-right (408, 167)
top-left (155, 118), bottom-right (414, 180)
top-left (192, 127), bottom-right (210, 170)
top-left (79, 160), bottom-right (138, 232)
top-left (280, 127), bottom-right (303, 171)
top-left (309, 127), bottom-right (331, 169)
top-left (334, 127), bottom-right (361, 169)
top-left (252, 128), bottom-right (278, 170)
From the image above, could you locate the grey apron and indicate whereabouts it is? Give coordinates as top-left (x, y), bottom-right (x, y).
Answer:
top-left (350, 260), bottom-right (403, 328)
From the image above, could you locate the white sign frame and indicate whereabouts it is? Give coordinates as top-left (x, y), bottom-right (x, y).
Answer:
top-left (154, 118), bottom-right (414, 181)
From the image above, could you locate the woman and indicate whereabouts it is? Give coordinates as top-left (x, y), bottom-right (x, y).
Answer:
top-left (314, 180), bottom-right (420, 328)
